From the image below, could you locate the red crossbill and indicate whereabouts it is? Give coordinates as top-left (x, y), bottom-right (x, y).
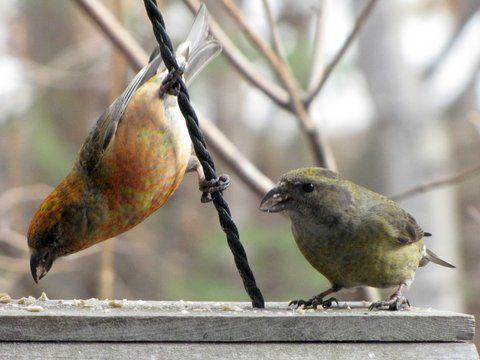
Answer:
top-left (260, 167), bottom-right (454, 310)
top-left (28, 5), bottom-right (221, 283)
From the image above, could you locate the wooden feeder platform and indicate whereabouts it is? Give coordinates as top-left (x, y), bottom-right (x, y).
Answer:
top-left (0, 300), bottom-right (477, 359)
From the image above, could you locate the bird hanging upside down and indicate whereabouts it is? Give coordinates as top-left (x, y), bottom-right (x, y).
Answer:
top-left (260, 167), bottom-right (455, 310)
top-left (28, 5), bottom-right (224, 283)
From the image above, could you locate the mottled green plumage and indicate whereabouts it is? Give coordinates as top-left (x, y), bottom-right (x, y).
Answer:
top-left (260, 167), bottom-right (454, 309)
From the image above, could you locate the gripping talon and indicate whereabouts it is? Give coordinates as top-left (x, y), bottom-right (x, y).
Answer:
top-left (289, 286), bottom-right (342, 310)
top-left (322, 297), bottom-right (339, 308)
top-left (388, 297), bottom-right (410, 311)
top-left (289, 299), bottom-right (309, 309)
top-left (369, 296), bottom-right (410, 311)
top-left (159, 68), bottom-right (184, 97)
top-left (369, 284), bottom-right (410, 311)
top-left (199, 174), bottom-right (231, 203)
top-left (289, 296), bottom-right (337, 310)
top-left (369, 300), bottom-right (387, 311)
top-left (311, 297), bottom-right (321, 309)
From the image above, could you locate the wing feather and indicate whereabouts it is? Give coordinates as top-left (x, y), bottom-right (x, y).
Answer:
top-left (367, 203), bottom-right (425, 245)
top-left (77, 50), bottom-right (164, 174)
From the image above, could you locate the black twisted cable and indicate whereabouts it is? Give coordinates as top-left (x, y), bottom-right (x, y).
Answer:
top-left (143, 0), bottom-right (265, 308)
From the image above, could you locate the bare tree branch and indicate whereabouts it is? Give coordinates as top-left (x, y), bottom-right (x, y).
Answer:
top-left (0, 184), bottom-right (52, 219)
top-left (74, 0), bottom-right (148, 69)
top-left (217, 0), bottom-right (333, 167)
top-left (182, 0), bottom-right (289, 110)
top-left (200, 116), bottom-right (274, 196)
top-left (220, 0), bottom-right (290, 85)
top-left (0, 254), bottom-right (28, 273)
top-left (422, 1), bottom-right (480, 80)
top-left (467, 206), bottom-right (480, 226)
top-left (391, 164), bottom-right (480, 201)
top-left (469, 111), bottom-right (480, 135)
top-left (72, 0), bottom-right (274, 198)
top-left (261, 0), bottom-right (286, 60)
top-left (308, 3), bottom-right (326, 93)
top-left (0, 228), bottom-right (28, 252)
top-left (305, 0), bottom-right (378, 107)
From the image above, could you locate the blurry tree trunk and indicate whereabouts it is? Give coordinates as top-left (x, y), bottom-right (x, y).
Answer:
top-left (357, 0), bottom-right (463, 310)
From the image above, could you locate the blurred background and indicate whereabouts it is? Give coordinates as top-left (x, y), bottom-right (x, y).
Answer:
top-left (0, 0), bottom-right (479, 343)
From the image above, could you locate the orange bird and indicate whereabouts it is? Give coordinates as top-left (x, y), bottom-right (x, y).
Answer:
top-left (28, 5), bottom-right (221, 283)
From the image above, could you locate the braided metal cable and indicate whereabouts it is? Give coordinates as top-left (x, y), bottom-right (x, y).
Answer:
top-left (143, 0), bottom-right (265, 308)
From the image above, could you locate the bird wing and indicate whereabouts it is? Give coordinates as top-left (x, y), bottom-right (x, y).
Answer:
top-left (367, 203), bottom-right (425, 245)
top-left (77, 50), bottom-right (165, 174)
top-left (77, 5), bottom-right (219, 174)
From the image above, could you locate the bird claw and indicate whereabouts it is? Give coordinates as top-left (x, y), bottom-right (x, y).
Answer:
top-left (199, 174), bottom-right (231, 203)
top-left (289, 299), bottom-right (311, 309)
top-left (159, 68), bottom-right (184, 97)
top-left (369, 296), bottom-right (410, 311)
top-left (321, 297), bottom-right (339, 308)
top-left (289, 296), bottom-right (338, 310)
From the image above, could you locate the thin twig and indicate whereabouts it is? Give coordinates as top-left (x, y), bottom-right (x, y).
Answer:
top-left (305, 0), bottom-right (378, 106)
top-left (305, 3), bottom-right (336, 170)
top-left (0, 228), bottom-right (29, 252)
top-left (260, 1), bottom-right (337, 169)
top-left (182, 0), bottom-right (289, 108)
top-left (467, 206), bottom-right (480, 225)
top-left (74, 0), bottom-right (148, 69)
top-left (218, 0), bottom-right (330, 166)
top-left (392, 164), bottom-right (480, 201)
top-left (0, 184), bottom-right (53, 218)
top-left (422, 1), bottom-right (480, 80)
top-left (218, 0), bottom-right (302, 111)
top-left (0, 254), bottom-right (29, 273)
top-left (220, 0), bottom-right (287, 80)
top-left (200, 116), bottom-right (274, 197)
top-left (261, 0), bottom-right (286, 60)
top-left (308, 2), bottom-right (326, 92)
top-left (72, 0), bottom-right (274, 200)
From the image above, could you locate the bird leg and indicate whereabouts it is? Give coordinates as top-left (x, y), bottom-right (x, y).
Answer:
top-left (369, 284), bottom-right (410, 311)
top-left (159, 68), bottom-right (184, 97)
top-left (187, 156), bottom-right (230, 203)
top-left (289, 284), bottom-right (342, 309)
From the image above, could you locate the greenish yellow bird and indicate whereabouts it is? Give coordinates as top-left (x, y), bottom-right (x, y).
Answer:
top-left (27, 5), bottom-right (222, 283)
top-left (260, 167), bottom-right (454, 310)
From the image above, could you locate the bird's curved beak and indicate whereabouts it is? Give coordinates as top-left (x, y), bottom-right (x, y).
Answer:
top-left (259, 186), bottom-right (291, 213)
top-left (30, 251), bottom-right (54, 284)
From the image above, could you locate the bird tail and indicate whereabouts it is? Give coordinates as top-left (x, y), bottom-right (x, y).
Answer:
top-left (175, 4), bottom-right (221, 85)
top-left (422, 248), bottom-right (456, 268)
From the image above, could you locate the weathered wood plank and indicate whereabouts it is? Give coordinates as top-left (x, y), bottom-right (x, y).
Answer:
top-left (0, 300), bottom-right (475, 342)
top-left (0, 342), bottom-right (478, 360)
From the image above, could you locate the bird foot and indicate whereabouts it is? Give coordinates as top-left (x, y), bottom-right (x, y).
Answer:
top-left (289, 296), bottom-right (339, 310)
top-left (199, 174), bottom-right (231, 203)
top-left (369, 296), bottom-right (410, 311)
top-left (159, 68), bottom-right (184, 97)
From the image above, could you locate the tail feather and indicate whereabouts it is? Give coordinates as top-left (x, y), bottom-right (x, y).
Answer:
top-left (425, 248), bottom-right (456, 268)
top-left (148, 46), bottom-right (160, 63)
top-left (185, 4), bottom-right (210, 55)
top-left (176, 4), bottom-right (221, 85)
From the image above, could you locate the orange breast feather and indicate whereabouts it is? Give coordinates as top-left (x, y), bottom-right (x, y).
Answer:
top-left (94, 78), bottom-right (192, 240)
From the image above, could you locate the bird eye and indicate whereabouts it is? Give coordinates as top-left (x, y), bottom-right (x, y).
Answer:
top-left (42, 252), bottom-right (49, 263)
top-left (302, 183), bottom-right (314, 193)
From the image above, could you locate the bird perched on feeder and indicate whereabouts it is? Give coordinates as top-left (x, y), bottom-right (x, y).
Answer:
top-left (260, 167), bottom-right (455, 310)
top-left (28, 5), bottom-right (224, 283)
